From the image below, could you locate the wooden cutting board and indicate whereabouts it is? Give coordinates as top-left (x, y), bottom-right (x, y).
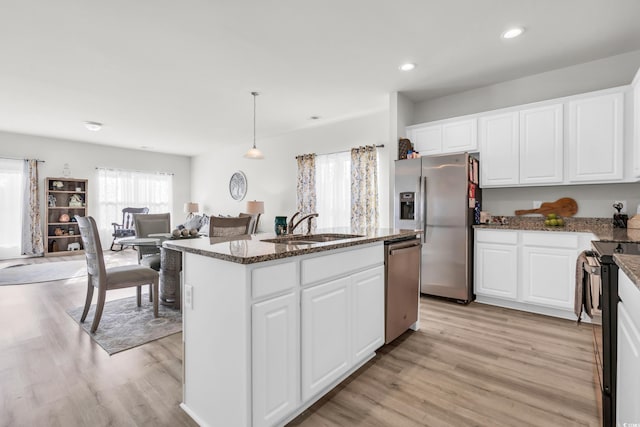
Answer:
top-left (514, 197), bottom-right (578, 217)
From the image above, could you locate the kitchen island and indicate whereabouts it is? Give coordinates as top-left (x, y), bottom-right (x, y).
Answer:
top-left (164, 228), bottom-right (419, 427)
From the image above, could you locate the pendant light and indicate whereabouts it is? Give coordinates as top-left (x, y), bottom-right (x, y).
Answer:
top-left (244, 91), bottom-right (264, 159)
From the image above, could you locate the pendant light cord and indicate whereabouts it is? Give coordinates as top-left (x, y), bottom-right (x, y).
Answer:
top-left (252, 91), bottom-right (258, 149)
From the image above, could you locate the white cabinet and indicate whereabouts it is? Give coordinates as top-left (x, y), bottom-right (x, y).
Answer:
top-left (568, 92), bottom-right (624, 182)
top-left (479, 105), bottom-right (563, 187)
top-left (474, 229), bottom-right (593, 320)
top-left (633, 70), bottom-right (640, 177)
top-left (252, 292), bottom-right (299, 427)
top-left (519, 104), bottom-right (563, 185)
top-left (479, 112), bottom-right (519, 187)
top-left (301, 277), bottom-right (351, 402)
top-left (521, 246), bottom-right (575, 310)
top-left (442, 118), bottom-right (478, 153)
top-left (412, 124), bottom-right (442, 155)
top-left (351, 266), bottom-right (385, 363)
top-left (475, 242), bottom-right (518, 300)
top-left (409, 118), bottom-right (477, 156)
top-left (301, 264), bottom-right (385, 403)
top-left (617, 269), bottom-right (640, 426)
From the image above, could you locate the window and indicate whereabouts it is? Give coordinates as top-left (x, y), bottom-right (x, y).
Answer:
top-left (0, 159), bottom-right (24, 258)
top-left (315, 152), bottom-right (351, 229)
top-left (96, 168), bottom-right (173, 233)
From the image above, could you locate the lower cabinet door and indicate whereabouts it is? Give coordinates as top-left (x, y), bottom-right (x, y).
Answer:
top-left (351, 266), bottom-right (385, 363)
top-left (617, 303), bottom-right (640, 426)
top-left (521, 246), bottom-right (574, 310)
top-left (301, 277), bottom-right (351, 402)
top-left (475, 242), bottom-right (518, 300)
top-left (252, 292), bottom-right (299, 427)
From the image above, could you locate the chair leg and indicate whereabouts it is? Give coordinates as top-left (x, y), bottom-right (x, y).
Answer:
top-left (136, 286), bottom-right (142, 307)
top-left (80, 279), bottom-right (94, 323)
top-left (149, 284), bottom-right (153, 302)
top-left (90, 289), bottom-right (107, 333)
top-left (153, 280), bottom-right (159, 318)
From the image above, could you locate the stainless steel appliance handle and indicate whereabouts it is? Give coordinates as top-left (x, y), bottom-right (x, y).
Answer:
top-left (389, 243), bottom-right (421, 256)
top-left (422, 176), bottom-right (427, 243)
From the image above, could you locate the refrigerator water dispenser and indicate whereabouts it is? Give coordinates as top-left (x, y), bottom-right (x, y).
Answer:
top-left (399, 192), bottom-right (415, 220)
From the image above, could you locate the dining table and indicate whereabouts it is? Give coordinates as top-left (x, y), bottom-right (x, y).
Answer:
top-left (117, 233), bottom-right (184, 309)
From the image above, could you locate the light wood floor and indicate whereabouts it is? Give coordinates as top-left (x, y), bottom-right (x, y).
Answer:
top-left (0, 253), bottom-right (599, 427)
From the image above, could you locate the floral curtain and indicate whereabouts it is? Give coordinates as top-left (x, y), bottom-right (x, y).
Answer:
top-left (351, 146), bottom-right (379, 231)
top-left (296, 153), bottom-right (316, 234)
top-left (22, 159), bottom-right (44, 255)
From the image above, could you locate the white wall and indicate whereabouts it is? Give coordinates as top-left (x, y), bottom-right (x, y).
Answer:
top-left (408, 50), bottom-right (640, 218)
top-left (0, 131), bottom-right (191, 247)
top-left (191, 109), bottom-right (390, 232)
top-left (388, 92), bottom-right (415, 223)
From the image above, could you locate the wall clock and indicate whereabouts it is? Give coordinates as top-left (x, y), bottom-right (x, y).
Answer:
top-left (229, 171), bottom-right (247, 201)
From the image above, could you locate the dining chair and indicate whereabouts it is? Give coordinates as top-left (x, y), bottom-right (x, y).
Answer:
top-left (76, 215), bottom-right (159, 333)
top-left (110, 207), bottom-right (149, 251)
top-left (209, 216), bottom-right (252, 237)
top-left (134, 212), bottom-right (171, 271)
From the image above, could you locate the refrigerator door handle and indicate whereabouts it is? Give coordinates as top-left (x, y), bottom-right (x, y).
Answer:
top-left (422, 176), bottom-right (427, 243)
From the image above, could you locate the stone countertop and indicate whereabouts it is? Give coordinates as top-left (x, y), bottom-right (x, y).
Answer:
top-left (163, 228), bottom-right (420, 265)
top-left (613, 254), bottom-right (640, 291)
top-left (474, 217), bottom-right (640, 242)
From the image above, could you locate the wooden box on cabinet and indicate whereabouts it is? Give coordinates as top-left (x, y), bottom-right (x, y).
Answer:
top-left (45, 177), bottom-right (88, 256)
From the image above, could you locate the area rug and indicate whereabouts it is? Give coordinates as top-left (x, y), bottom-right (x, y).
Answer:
top-left (67, 295), bottom-right (182, 355)
top-left (0, 260), bottom-right (87, 285)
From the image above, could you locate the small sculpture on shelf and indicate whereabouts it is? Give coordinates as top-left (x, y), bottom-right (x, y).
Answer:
top-left (48, 194), bottom-right (56, 207)
top-left (52, 181), bottom-right (64, 189)
top-left (69, 194), bottom-right (83, 207)
top-left (59, 213), bottom-right (70, 223)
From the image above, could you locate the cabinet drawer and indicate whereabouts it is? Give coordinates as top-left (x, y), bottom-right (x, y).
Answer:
top-left (301, 244), bottom-right (383, 286)
top-left (522, 232), bottom-right (578, 249)
top-left (252, 261), bottom-right (297, 300)
top-left (475, 229), bottom-right (518, 245)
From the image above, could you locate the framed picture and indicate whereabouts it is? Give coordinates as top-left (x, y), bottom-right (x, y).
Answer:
top-left (229, 171), bottom-right (247, 201)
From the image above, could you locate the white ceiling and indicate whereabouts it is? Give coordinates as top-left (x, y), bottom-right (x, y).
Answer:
top-left (1, 0), bottom-right (640, 156)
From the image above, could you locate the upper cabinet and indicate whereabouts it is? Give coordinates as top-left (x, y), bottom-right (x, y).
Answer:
top-left (442, 119), bottom-right (477, 153)
top-left (406, 85), bottom-right (634, 188)
top-left (479, 105), bottom-right (563, 188)
top-left (568, 92), bottom-right (624, 182)
top-left (519, 104), bottom-right (563, 185)
top-left (479, 112), bottom-right (519, 187)
top-left (411, 124), bottom-right (442, 155)
top-left (408, 117), bottom-right (477, 156)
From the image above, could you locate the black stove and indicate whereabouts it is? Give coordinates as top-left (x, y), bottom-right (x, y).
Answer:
top-left (593, 241), bottom-right (640, 262)
top-left (589, 240), bottom-right (635, 427)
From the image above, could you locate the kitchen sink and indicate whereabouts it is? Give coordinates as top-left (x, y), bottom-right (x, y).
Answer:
top-left (261, 233), bottom-right (364, 245)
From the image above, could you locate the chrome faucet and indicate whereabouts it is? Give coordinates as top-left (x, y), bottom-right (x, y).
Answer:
top-left (287, 211), bottom-right (319, 235)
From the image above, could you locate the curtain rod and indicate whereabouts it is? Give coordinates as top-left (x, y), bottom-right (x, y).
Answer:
top-left (95, 166), bottom-right (174, 176)
top-left (295, 144), bottom-right (384, 159)
top-left (0, 156), bottom-right (45, 163)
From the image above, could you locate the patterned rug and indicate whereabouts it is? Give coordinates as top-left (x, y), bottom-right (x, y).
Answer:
top-left (67, 295), bottom-right (182, 355)
top-left (0, 260), bottom-right (87, 285)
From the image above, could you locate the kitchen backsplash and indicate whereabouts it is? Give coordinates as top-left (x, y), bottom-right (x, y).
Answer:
top-left (482, 182), bottom-right (640, 218)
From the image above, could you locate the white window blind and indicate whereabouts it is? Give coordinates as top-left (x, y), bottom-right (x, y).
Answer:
top-left (96, 168), bottom-right (173, 233)
top-left (315, 152), bottom-right (351, 229)
top-left (0, 159), bottom-right (24, 258)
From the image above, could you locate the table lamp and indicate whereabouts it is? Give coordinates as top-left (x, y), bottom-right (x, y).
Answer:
top-left (184, 202), bottom-right (199, 220)
top-left (246, 200), bottom-right (265, 232)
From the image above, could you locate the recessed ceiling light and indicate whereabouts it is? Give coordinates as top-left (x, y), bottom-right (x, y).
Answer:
top-left (399, 63), bottom-right (416, 71)
top-left (84, 121), bottom-right (103, 131)
top-left (502, 27), bottom-right (524, 39)
top-left (310, 116), bottom-right (320, 120)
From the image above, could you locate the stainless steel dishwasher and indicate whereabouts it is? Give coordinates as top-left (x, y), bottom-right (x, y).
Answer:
top-left (384, 236), bottom-right (421, 344)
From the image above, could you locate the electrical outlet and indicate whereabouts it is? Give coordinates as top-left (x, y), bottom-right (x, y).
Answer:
top-left (185, 284), bottom-right (193, 309)
top-left (614, 200), bottom-right (627, 213)
top-left (533, 201), bottom-right (542, 209)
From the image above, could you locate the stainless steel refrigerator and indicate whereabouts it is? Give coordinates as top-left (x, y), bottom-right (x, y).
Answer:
top-left (394, 153), bottom-right (479, 303)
